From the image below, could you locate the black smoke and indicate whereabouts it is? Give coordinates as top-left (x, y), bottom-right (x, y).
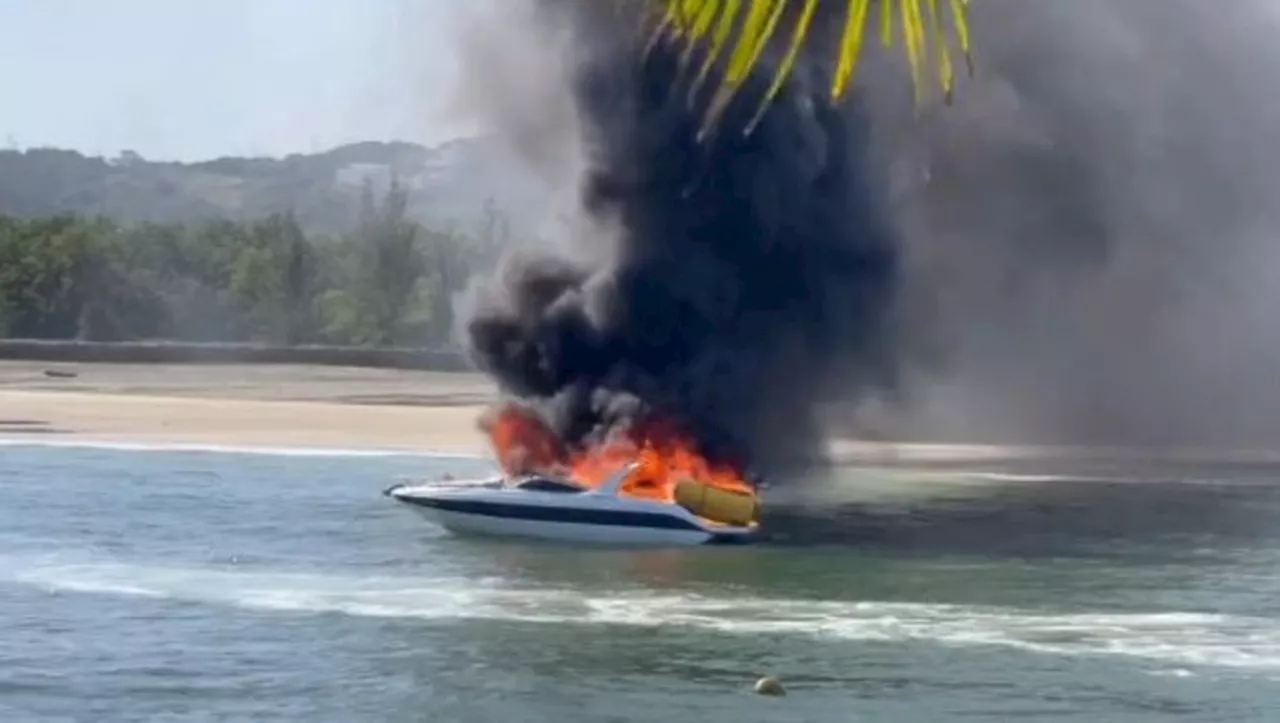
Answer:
top-left (457, 0), bottom-right (1280, 468)
top-left (463, 1), bottom-right (902, 475)
top-left (853, 0), bottom-right (1280, 449)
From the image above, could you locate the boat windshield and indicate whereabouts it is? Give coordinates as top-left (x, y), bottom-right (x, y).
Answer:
top-left (512, 477), bottom-right (587, 494)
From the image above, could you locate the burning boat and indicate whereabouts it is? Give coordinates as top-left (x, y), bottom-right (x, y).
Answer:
top-left (384, 462), bottom-right (759, 546)
top-left (384, 406), bottom-right (762, 546)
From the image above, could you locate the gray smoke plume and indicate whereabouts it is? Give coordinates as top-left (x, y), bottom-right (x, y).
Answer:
top-left (863, 0), bottom-right (1280, 449)
top-left (455, 0), bottom-right (1280, 472)
top-left (461, 0), bottom-right (901, 475)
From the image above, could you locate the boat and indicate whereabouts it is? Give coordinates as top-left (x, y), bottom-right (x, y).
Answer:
top-left (383, 462), bottom-right (760, 546)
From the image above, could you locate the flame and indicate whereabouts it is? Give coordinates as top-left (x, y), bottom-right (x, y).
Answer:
top-left (479, 404), bottom-right (755, 503)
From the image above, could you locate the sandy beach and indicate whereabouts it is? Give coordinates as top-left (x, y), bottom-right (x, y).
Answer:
top-left (0, 361), bottom-right (495, 454)
top-left (5, 359), bottom-right (1280, 470)
top-left (0, 360), bottom-right (1017, 461)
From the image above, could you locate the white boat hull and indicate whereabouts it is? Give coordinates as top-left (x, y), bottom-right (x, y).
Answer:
top-left (405, 504), bottom-right (723, 546)
top-left (384, 467), bottom-right (758, 547)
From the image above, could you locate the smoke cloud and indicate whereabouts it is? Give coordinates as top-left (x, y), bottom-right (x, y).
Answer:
top-left (865, 0), bottom-right (1280, 449)
top-left (454, 0), bottom-right (1280, 471)
top-left (459, 0), bottom-right (902, 476)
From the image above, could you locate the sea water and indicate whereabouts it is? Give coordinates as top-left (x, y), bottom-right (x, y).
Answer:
top-left (1, 441), bottom-right (1278, 721)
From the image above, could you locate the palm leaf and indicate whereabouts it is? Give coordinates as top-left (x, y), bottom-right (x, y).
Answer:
top-left (647, 0), bottom-right (974, 135)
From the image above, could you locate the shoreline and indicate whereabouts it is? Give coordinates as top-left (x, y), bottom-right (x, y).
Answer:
top-left (5, 361), bottom-right (1280, 470)
top-left (0, 360), bottom-right (495, 454)
top-left (0, 389), bottom-right (491, 456)
top-left (0, 436), bottom-right (484, 459)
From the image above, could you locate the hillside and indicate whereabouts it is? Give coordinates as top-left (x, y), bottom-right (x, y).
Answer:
top-left (0, 138), bottom-right (549, 234)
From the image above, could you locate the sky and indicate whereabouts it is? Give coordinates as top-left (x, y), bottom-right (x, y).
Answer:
top-left (0, 0), bottom-right (473, 161)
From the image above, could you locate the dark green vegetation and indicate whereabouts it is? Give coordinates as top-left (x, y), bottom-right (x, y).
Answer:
top-left (0, 140), bottom-right (544, 234)
top-left (0, 184), bottom-right (512, 347)
top-left (0, 139), bottom-right (545, 349)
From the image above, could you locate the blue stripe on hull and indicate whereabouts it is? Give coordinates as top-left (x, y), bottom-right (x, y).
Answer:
top-left (397, 495), bottom-right (707, 532)
top-left (704, 532), bottom-right (754, 545)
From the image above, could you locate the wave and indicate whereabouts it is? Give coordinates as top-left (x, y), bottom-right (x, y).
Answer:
top-left (0, 437), bottom-right (486, 460)
top-left (7, 556), bottom-right (1279, 674)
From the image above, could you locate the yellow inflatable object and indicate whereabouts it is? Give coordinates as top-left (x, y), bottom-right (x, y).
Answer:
top-left (673, 478), bottom-right (759, 526)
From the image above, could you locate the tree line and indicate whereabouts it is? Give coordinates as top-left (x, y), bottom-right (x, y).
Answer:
top-left (0, 185), bottom-right (509, 348)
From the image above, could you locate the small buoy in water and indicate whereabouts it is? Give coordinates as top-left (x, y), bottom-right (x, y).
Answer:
top-left (754, 676), bottom-right (786, 697)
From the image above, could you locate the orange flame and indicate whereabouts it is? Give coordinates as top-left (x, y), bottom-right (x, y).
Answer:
top-left (479, 404), bottom-right (754, 502)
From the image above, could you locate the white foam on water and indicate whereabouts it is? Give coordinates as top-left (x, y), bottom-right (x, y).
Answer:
top-left (7, 555), bottom-right (1280, 674)
top-left (953, 472), bottom-right (1130, 484)
top-left (1147, 668), bottom-right (1197, 679)
top-left (0, 437), bottom-right (485, 460)
top-left (40, 577), bottom-right (170, 599)
top-left (945, 471), bottom-right (1237, 488)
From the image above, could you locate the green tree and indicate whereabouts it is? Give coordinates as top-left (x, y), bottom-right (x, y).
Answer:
top-left (0, 214), bottom-right (100, 338)
top-left (229, 213), bottom-right (319, 344)
top-left (0, 191), bottom-right (515, 348)
top-left (318, 181), bottom-right (428, 346)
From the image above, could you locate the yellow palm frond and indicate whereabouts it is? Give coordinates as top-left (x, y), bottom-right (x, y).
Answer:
top-left (648, 0), bottom-right (974, 136)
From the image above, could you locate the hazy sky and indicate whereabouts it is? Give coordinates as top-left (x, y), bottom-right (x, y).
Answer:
top-left (0, 0), bottom-right (472, 161)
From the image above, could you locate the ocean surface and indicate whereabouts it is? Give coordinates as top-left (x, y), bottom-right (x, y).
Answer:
top-left (2, 441), bottom-right (1279, 721)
